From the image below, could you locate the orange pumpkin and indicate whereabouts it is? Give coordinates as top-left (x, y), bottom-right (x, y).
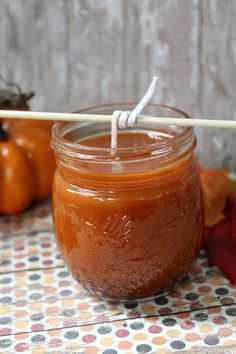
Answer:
top-left (0, 136), bottom-right (35, 214)
top-left (0, 76), bottom-right (55, 214)
top-left (0, 123), bottom-right (55, 215)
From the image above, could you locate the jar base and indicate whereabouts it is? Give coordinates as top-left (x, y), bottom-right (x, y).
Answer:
top-left (76, 273), bottom-right (189, 302)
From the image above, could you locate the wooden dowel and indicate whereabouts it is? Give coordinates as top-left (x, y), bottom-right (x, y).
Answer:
top-left (0, 109), bottom-right (236, 129)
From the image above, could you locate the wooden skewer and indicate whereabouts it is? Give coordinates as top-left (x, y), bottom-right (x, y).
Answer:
top-left (0, 109), bottom-right (236, 129)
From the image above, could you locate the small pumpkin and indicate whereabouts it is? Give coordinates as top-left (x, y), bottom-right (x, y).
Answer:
top-left (0, 128), bottom-right (35, 214)
top-left (0, 76), bottom-right (55, 214)
top-left (0, 122), bottom-right (55, 215)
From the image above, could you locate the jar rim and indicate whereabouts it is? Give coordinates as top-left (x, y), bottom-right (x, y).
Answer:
top-left (52, 103), bottom-right (194, 160)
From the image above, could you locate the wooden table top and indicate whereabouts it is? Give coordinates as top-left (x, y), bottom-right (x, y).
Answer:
top-left (0, 202), bottom-right (236, 354)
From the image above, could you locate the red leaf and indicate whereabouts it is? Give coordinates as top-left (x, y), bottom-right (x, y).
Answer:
top-left (204, 198), bottom-right (236, 284)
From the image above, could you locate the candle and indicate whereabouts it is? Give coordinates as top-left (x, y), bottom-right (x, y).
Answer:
top-left (51, 103), bottom-right (203, 300)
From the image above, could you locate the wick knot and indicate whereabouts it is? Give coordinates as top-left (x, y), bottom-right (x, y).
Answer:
top-left (111, 76), bottom-right (158, 149)
top-left (113, 110), bottom-right (135, 129)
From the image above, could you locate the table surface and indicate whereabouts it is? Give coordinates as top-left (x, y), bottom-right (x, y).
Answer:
top-left (0, 202), bottom-right (236, 354)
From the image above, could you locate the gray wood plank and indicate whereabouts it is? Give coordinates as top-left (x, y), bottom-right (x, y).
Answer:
top-left (0, 0), bottom-right (235, 168)
top-left (197, 0), bottom-right (236, 169)
top-left (0, 0), bottom-right (200, 112)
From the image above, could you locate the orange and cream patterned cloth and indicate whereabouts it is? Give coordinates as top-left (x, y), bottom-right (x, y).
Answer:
top-left (0, 202), bottom-right (236, 354)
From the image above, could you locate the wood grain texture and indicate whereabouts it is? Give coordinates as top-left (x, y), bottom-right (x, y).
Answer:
top-left (198, 0), bottom-right (236, 169)
top-left (0, 0), bottom-right (235, 168)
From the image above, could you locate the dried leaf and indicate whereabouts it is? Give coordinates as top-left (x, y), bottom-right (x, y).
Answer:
top-left (195, 158), bottom-right (204, 173)
top-left (200, 169), bottom-right (236, 227)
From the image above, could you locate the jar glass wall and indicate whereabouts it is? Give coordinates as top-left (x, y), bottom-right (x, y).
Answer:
top-left (51, 104), bottom-right (203, 300)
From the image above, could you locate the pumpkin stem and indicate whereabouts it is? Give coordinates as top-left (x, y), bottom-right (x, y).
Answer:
top-left (0, 122), bottom-right (9, 141)
top-left (0, 73), bottom-right (35, 109)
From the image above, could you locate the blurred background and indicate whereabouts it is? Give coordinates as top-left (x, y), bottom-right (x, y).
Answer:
top-left (0, 0), bottom-right (235, 168)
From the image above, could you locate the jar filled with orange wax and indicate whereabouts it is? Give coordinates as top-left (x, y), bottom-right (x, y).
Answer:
top-left (52, 104), bottom-right (203, 300)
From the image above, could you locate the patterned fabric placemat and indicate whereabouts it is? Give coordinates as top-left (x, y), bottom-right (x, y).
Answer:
top-left (0, 202), bottom-right (52, 237)
top-left (0, 202), bottom-right (236, 353)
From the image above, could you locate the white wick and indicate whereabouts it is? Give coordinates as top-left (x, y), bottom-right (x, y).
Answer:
top-left (111, 76), bottom-right (158, 149)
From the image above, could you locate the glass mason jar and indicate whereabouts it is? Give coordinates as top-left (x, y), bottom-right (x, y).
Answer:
top-left (51, 104), bottom-right (203, 300)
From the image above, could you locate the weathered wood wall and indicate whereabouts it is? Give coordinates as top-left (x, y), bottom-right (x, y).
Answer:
top-left (0, 0), bottom-right (235, 168)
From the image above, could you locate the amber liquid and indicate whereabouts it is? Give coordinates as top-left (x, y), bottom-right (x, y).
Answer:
top-left (52, 132), bottom-right (203, 299)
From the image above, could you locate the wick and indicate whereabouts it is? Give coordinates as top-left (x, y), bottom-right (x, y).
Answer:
top-left (111, 76), bottom-right (158, 149)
